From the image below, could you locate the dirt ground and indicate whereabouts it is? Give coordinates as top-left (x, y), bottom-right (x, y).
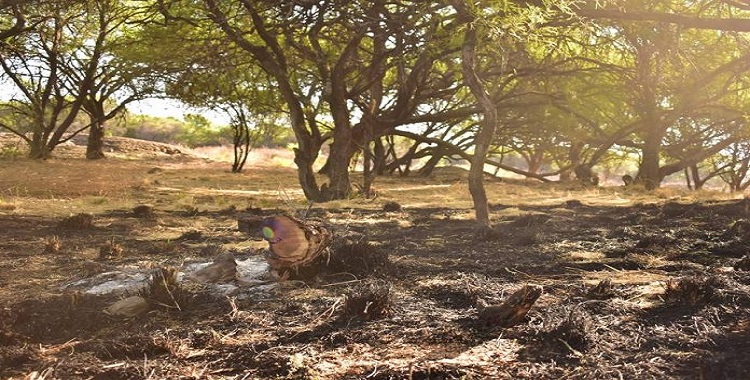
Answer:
top-left (1, 138), bottom-right (750, 379)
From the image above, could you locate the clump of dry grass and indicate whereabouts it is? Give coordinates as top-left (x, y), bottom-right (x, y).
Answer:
top-left (342, 280), bottom-right (393, 322)
top-left (98, 240), bottom-right (124, 259)
top-left (57, 213), bottom-right (94, 230)
top-left (510, 213), bottom-right (551, 228)
top-left (141, 266), bottom-right (187, 311)
top-left (664, 276), bottom-right (722, 306)
top-left (329, 241), bottom-right (389, 277)
top-left (132, 204), bottom-right (154, 218)
top-left (43, 235), bottom-right (63, 254)
top-left (587, 278), bottom-right (615, 300)
top-left (200, 243), bottom-right (226, 257)
top-left (382, 201), bottom-right (401, 212)
top-left (734, 255), bottom-right (750, 271)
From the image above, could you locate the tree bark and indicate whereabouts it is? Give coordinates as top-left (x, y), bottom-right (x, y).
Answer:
top-left (637, 126), bottom-right (665, 190)
top-left (479, 284), bottom-right (543, 327)
top-left (86, 121), bottom-right (106, 159)
top-left (452, 0), bottom-right (498, 232)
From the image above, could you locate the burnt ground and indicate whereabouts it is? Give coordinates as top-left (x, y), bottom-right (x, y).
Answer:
top-left (1, 149), bottom-right (750, 379)
top-left (2, 197), bottom-right (750, 379)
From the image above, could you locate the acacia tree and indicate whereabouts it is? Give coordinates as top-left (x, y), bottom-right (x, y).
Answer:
top-left (716, 140), bottom-right (750, 192)
top-left (0, 0), bottom-right (160, 159)
top-left (449, 0), bottom-right (498, 231)
top-left (0, 0), bottom-right (95, 158)
top-left (165, 15), bottom-right (299, 171)
top-left (568, 0), bottom-right (750, 188)
top-left (193, 0), bottom-right (472, 201)
top-left (70, 0), bottom-right (162, 159)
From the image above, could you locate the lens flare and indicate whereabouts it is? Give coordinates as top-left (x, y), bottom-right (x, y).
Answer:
top-left (262, 226), bottom-right (275, 240)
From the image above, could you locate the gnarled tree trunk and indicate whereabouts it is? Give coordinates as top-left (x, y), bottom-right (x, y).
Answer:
top-left (453, 0), bottom-right (498, 233)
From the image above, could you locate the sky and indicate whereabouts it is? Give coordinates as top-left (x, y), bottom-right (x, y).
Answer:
top-left (0, 78), bottom-right (230, 126)
top-left (126, 98), bottom-right (231, 126)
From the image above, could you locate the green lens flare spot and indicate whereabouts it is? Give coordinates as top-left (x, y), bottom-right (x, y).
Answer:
top-left (262, 226), bottom-right (275, 240)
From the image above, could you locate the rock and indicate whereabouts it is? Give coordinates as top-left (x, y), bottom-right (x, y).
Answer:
top-left (104, 296), bottom-right (150, 317)
top-left (186, 253), bottom-right (238, 283)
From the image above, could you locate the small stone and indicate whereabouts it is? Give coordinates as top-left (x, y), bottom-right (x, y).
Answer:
top-left (104, 296), bottom-right (150, 317)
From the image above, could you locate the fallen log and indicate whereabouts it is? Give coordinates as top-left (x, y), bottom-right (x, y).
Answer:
top-left (479, 284), bottom-right (543, 327)
top-left (261, 215), bottom-right (333, 278)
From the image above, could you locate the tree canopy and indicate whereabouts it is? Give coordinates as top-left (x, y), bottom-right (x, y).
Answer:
top-left (3, 0), bottom-right (750, 224)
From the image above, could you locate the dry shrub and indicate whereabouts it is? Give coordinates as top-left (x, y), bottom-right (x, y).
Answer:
top-left (57, 213), bottom-right (94, 230)
top-left (382, 201), bottom-right (401, 212)
top-left (132, 204), bottom-right (154, 218)
top-left (664, 276), bottom-right (722, 306)
top-left (98, 241), bottom-right (124, 259)
top-left (734, 255), bottom-right (750, 271)
top-left (329, 241), bottom-right (389, 277)
top-left (342, 280), bottom-right (393, 322)
top-left (43, 235), bottom-right (62, 254)
top-left (200, 243), bottom-right (226, 257)
top-left (550, 308), bottom-right (592, 354)
top-left (510, 213), bottom-right (550, 228)
top-left (141, 266), bottom-right (188, 311)
top-left (587, 278), bottom-right (615, 300)
top-left (514, 231), bottom-right (539, 246)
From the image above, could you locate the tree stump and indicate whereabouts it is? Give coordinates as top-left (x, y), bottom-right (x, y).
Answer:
top-left (479, 284), bottom-right (543, 327)
top-left (261, 215), bottom-right (333, 278)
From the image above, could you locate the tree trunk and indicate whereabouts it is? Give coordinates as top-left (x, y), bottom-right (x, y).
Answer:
top-left (684, 167), bottom-right (693, 190)
top-left (453, 0), bottom-right (497, 232)
top-left (231, 122), bottom-right (251, 173)
top-left (688, 164), bottom-right (705, 190)
top-left (362, 121), bottom-right (375, 198)
top-left (86, 121), bottom-right (106, 160)
top-left (28, 124), bottom-right (51, 159)
top-left (637, 129), bottom-right (663, 190)
top-left (574, 164), bottom-right (598, 185)
top-left (28, 144), bottom-right (51, 159)
top-left (373, 136), bottom-right (387, 175)
top-left (294, 147), bottom-right (323, 201)
top-left (526, 150), bottom-right (545, 175)
top-left (418, 148), bottom-right (445, 177)
top-left (561, 142), bottom-right (583, 182)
